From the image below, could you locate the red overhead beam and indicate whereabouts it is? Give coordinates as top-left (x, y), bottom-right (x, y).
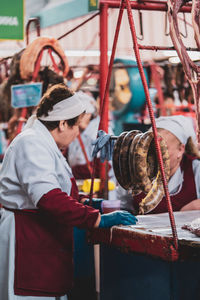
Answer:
top-left (100, 0), bottom-right (192, 12)
top-left (138, 44), bottom-right (199, 51)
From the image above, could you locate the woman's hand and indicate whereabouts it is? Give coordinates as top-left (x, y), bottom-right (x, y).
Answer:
top-left (98, 211), bottom-right (138, 228)
top-left (180, 199), bottom-right (200, 211)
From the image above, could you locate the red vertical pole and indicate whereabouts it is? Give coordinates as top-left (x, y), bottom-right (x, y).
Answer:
top-left (99, 3), bottom-right (109, 133)
top-left (124, 0), bottom-right (178, 250)
top-left (99, 3), bottom-right (109, 198)
top-left (26, 18), bottom-right (40, 46)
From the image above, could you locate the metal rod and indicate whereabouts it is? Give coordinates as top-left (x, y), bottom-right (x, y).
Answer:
top-left (100, 0), bottom-right (192, 12)
top-left (57, 12), bottom-right (99, 40)
top-left (138, 44), bottom-right (199, 51)
top-left (98, 3), bottom-right (109, 199)
top-left (26, 17), bottom-right (40, 45)
top-left (125, 0), bottom-right (179, 250)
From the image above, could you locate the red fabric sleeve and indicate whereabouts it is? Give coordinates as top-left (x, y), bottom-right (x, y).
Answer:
top-left (37, 188), bottom-right (99, 228)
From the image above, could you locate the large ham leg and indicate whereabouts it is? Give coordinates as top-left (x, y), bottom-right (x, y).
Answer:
top-left (167, 0), bottom-right (200, 142)
top-left (19, 37), bottom-right (69, 80)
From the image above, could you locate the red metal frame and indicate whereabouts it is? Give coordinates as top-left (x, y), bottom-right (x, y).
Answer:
top-left (98, 3), bottom-right (109, 197)
top-left (125, 0), bottom-right (179, 250)
top-left (98, 0), bottom-right (194, 251)
top-left (26, 17), bottom-right (40, 46)
top-left (100, 0), bottom-right (191, 12)
top-left (48, 48), bottom-right (60, 74)
top-left (88, 227), bottom-right (180, 262)
top-left (58, 12), bottom-right (100, 41)
top-left (138, 44), bottom-right (198, 51)
top-left (98, 0), bottom-right (192, 133)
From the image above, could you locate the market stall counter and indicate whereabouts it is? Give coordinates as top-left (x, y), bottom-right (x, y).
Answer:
top-left (88, 210), bottom-right (200, 300)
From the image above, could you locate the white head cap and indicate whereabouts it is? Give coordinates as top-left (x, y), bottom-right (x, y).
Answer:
top-left (76, 91), bottom-right (97, 115)
top-left (38, 93), bottom-right (85, 121)
top-left (24, 92), bottom-right (87, 130)
top-left (155, 115), bottom-right (197, 145)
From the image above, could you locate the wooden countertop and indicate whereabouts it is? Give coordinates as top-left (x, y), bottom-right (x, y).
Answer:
top-left (88, 210), bottom-right (200, 261)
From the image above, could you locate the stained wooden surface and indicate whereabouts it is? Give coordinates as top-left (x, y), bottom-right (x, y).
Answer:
top-left (88, 210), bottom-right (200, 261)
top-left (134, 210), bottom-right (200, 240)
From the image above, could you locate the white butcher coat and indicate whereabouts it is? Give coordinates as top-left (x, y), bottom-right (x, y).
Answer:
top-left (68, 116), bottom-right (117, 200)
top-left (0, 119), bottom-right (71, 300)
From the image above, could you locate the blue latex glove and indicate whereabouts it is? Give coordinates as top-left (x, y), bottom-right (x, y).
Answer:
top-left (92, 130), bottom-right (115, 162)
top-left (99, 210), bottom-right (138, 228)
top-left (84, 198), bottom-right (104, 213)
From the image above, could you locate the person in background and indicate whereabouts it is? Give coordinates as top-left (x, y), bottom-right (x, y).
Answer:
top-left (67, 90), bottom-right (117, 200)
top-left (0, 83), bottom-right (137, 300)
top-left (66, 68), bottom-right (74, 89)
top-left (132, 115), bottom-right (200, 213)
top-left (67, 91), bottom-right (98, 179)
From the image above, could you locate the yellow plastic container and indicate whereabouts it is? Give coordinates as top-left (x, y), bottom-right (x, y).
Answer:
top-left (80, 178), bottom-right (115, 193)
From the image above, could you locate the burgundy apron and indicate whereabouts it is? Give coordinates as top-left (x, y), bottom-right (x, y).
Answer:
top-left (133, 155), bottom-right (197, 214)
top-left (6, 178), bottom-right (79, 296)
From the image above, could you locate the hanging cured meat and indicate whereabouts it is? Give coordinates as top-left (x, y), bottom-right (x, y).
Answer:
top-left (167, 0), bottom-right (200, 141)
top-left (182, 218), bottom-right (200, 237)
top-left (112, 130), bottom-right (170, 214)
top-left (19, 36), bottom-right (69, 80)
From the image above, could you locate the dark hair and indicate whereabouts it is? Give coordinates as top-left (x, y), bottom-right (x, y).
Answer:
top-left (36, 83), bottom-right (81, 130)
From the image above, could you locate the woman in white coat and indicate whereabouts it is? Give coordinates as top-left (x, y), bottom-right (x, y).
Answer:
top-left (132, 115), bottom-right (200, 213)
top-left (67, 91), bottom-right (117, 200)
top-left (0, 83), bottom-right (137, 300)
